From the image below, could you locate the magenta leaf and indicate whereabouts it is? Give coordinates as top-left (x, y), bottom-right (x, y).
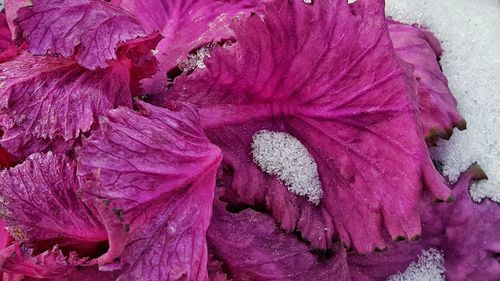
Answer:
top-left (0, 53), bottom-right (133, 158)
top-left (77, 101), bottom-right (222, 280)
top-left (0, 152), bottom-right (107, 278)
top-left (0, 244), bottom-right (90, 279)
top-left (0, 10), bottom-right (22, 64)
top-left (388, 20), bottom-right (465, 144)
top-left (23, 266), bottom-right (120, 281)
top-left (168, 0), bottom-right (451, 252)
top-left (208, 199), bottom-right (351, 281)
top-left (118, 0), bottom-right (262, 93)
top-left (0, 153), bottom-right (107, 256)
top-left (17, 0), bottom-right (152, 69)
top-left (3, 0), bottom-right (31, 41)
top-left (349, 165), bottom-right (498, 281)
top-left (0, 12), bottom-right (11, 51)
top-left (440, 166), bottom-right (500, 280)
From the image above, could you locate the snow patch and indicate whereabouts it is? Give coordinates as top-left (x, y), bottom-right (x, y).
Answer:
top-left (386, 0), bottom-right (500, 202)
top-left (251, 130), bottom-right (323, 205)
top-left (177, 45), bottom-right (213, 72)
top-left (387, 248), bottom-right (445, 281)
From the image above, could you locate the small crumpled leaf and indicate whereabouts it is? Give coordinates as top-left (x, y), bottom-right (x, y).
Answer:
top-left (168, 0), bottom-right (451, 252)
top-left (0, 243), bottom-right (89, 279)
top-left (23, 266), bottom-right (120, 281)
top-left (78, 101), bottom-right (222, 280)
top-left (0, 152), bottom-right (107, 259)
top-left (388, 20), bottom-right (465, 144)
top-left (0, 52), bottom-right (132, 158)
top-left (118, 0), bottom-right (262, 94)
top-left (17, 0), bottom-right (152, 69)
top-left (208, 199), bottom-right (351, 281)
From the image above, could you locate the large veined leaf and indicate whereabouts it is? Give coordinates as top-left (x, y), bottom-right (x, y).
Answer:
top-left (78, 101), bottom-right (222, 280)
top-left (168, 0), bottom-right (452, 253)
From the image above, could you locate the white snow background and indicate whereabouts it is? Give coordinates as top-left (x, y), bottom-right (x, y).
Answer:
top-left (385, 0), bottom-right (500, 202)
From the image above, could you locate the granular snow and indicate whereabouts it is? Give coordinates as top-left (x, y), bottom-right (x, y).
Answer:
top-left (387, 248), bottom-right (445, 281)
top-left (385, 0), bottom-right (500, 202)
top-left (251, 130), bottom-right (323, 205)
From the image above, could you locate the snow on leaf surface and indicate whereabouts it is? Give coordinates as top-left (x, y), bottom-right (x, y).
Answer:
top-left (207, 199), bottom-right (350, 281)
top-left (387, 20), bottom-right (465, 144)
top-left (77, 101), bottom-right (222, 280)
top-left (168, 0), bottom-right (451, 252)
top-left (16, 0), bottom-right (150, 69)
top-left (386, 248), bottom-right (445, 281)
top-left (251, 130), bottom-right (323, 205)
top-left (0, 153), bottom-right (107, 258)
top-left (0, 52), bottom-right (133, 158)
top-left (118, 0), bottom-right (262, 93)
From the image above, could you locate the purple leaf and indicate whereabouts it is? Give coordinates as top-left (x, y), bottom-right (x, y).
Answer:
top-left (0, 153), bottom-right (107, 256)
top-left (208, 199), bottom-right (351, 281)
top-left (0, 152), bottom-right (107, 278)
top-left (388, 20), bottom-right (465, 144)
top-left (349, 165), bottom-right (498, 281)
top-left (0, 244), bottom-right (89, 279)
top-left (118, 0), bottom-right (262, 93)
top-left (168, 0), bottom-right (451, 253)
top-left (0, 53), bottom-right (132, 158)
top-left (17, 0), bottom-right (151, 69)
top-left (77, 101), bottom-right (222, 280)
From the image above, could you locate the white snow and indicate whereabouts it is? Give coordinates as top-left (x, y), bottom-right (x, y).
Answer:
top-left (177, 45), bottom-right (213, 72)
top-left (387, 248), bottom-right (445, 281)
top-left (251, 130), bottom-right (323, 205)
top-left (385, 0), bottom-right (500, 202)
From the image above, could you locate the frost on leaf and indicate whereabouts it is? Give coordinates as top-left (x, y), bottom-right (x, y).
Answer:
top-left (0, 53), bottom-right (133, 159)
top-left (387, 20), bottom-right (465, 145)
top-left (252, 130), bottom-right (323, 205)
top-left (17, 0), bottom-right (158, 69)
top-left (118, 0), bottom-right (262, 93)
top-left (387, 248), bottom-right (445, 281)
top-left (77, 101), bottom-right (222, 280)
top-left (167, 0), bottom-right (451, 252)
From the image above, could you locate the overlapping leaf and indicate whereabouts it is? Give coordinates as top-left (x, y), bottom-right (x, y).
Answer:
top-left (78, 101), bottom-right (222, 280)
top-left (17, 0), bottom-right (155, 69)
top-left (388, 20), bottom-right (465, 144)
top-left (118, 0), bottom-right (262, 93)
top-left (0, 53), bottom-right (133, 158)
top-left (0, 152), bottom-right (107, 278)
top-left (168, 0), bottom-right (451, 252)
